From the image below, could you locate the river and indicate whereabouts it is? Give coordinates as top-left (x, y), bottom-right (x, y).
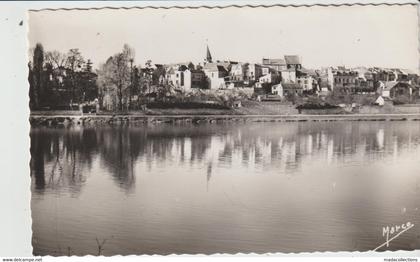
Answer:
top-left (30, 121), bottom-right (420, 255)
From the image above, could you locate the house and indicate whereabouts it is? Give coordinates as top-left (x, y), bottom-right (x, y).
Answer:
top-left (315, 67), bottom-right (334, 91)
top-left (167, 67), bottom-right (206, 91)
top-left (229, 63), bottom-right (246, 85)
top-left (259, 71), bottom-right (280, 85)
top-left (203, 63), bottom-right (228, 89)
top-left (397, 69), bottom-right (418, 83)
top-left (261, 66), bottom-right (271, 76)
top-left (374, 68), bottom-right (397, 82)
top-left (333, 69), bottom-right (359, 93)
top-left (297, 75), bottom-right (316, 92)
top-left (380, 81), bottom-right (414, 98)
top-left (390, 82), bottom-right (414, 98)
top-left (262, 58), bottom-right (287, 72)
top-left (280, 69), bottom-right (296, 83)
top-left (355, 77), bottom-right (375, 93)
top-left (296, 69), bottom-right (318, 92)
top-left (380, 81), bottom-right (397, 98)
top-left (190, 70), bottom-right (207, 89)
top-left (284, 55), bottom-right (302, 70)
top-left (374, 96), bottom-right (385, 106)
top-left (271, 83), bottom-right (283, 97)
top-left (318, 78), bottom-right (330, 92)
top-left (245, 63), bottom-right (263, 84)
top-left (282, 83), bottom-right (303, 96)
top-left (350, 67), bottom-right (374, 93)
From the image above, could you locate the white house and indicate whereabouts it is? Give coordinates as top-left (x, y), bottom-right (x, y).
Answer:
top-left (203, 63), bottom-right (228, 90)
top-left (259, 72), bottom-right (280, 85)
top-left (380, 81), bottom-right (398, 98)
top-left (271, 83), bottom-right (284, 97)
top-left (168, 68), bottom-right (206, 91)
top-left (375, 96), bottom-right (385, 106)
top-left (297, 75), bottom-right (315, 91)
top-left (230, 63), bottom-right (246, 82)
top-left (245, 63), bottom-right (262, 83)
top-left (280, 69), bottom-right (296, 83)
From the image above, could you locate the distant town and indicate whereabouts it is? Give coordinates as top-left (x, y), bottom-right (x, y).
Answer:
top-left (28, 43), bottom-right (420, 115)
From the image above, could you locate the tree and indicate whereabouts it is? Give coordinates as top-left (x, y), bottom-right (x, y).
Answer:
top-left (123, 45), bottom-right (135, 109)
top-left (97, 45), bottom-right (134, 111)
top-left (145, 60), bottom-right (152, 68)
top-left (30, 43), bottom-right (44, 109)
top-left (85, 59), bottom-right (93, 72)
top-left (67, 49), bottom-right (85, 106)
top-left (131, 66), bottom-right (140, 108)
top-left (143, 60), bottom-right (153, 96)
top-left (28, 62), bottom-right (35, 110)
top-left (79, 63), bottom-right (98, 102)
top-left (29, 45), bottom-right (99, 110)
top-left (45, 50), bottom-right (68, 69)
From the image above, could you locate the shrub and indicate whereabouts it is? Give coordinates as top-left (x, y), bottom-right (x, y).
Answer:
top-left (146, 101), bottom-right (230, 110)
top-left (296, 103), bottom-right (339, 110)
top-left (393, 95), bottom-right (410, 105)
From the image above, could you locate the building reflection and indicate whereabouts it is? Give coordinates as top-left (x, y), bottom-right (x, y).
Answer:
top-left (30, 121), bottom-right (420, 195)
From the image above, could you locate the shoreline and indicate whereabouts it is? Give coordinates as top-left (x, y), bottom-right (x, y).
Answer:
top-left (29, 113), bottom-right (420, 127)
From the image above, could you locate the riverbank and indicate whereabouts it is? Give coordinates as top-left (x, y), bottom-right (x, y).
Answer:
top-left (30, 113), bottom-right (420, 127)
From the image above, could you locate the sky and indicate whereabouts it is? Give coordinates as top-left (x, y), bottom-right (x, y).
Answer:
top-left (29, 4), bottom-right (419, 71)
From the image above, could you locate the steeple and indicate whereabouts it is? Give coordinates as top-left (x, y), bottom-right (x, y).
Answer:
top-left (205, 45), bottom-right (213, 63)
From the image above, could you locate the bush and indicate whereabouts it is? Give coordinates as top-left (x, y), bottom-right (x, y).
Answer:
top-left (359, 96), bottom-right (376, 106)
top-left (296, 103), bottom-right (339, 110)
top-left (393, 95), bottom-right (410, 105)
top-left (146, 101), bottom-right (230, 110)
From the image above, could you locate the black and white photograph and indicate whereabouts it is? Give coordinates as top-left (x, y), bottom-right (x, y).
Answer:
top-left (21, 0), bottom-right (420, 257)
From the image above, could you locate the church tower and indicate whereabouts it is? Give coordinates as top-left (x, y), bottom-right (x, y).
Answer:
top-left (205, 45), bottom-right (213, 64)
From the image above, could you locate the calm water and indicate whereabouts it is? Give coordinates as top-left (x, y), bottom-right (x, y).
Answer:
top-left (30, 121), bottom-right (420, 255)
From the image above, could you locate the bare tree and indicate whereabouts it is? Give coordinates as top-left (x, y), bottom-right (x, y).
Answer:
top-left (45, 50), bottom-right (68, 69)
top-left (96, 45), bottom-right (134, 112)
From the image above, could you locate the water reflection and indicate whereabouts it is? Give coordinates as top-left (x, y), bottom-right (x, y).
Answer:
top-left (31, 122), bottom-right (420, 195)
top-left (30, 121), bottom-right (420, 255)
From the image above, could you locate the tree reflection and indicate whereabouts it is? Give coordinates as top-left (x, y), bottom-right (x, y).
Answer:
top-left (30, 121), bottom-right (420, 195)
top-left (98, 128), bottom-right (136, 192)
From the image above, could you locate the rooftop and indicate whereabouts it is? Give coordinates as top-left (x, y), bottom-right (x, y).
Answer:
top-left (262, 58), bottom-right (286, 66)
top-left (284, 55), bottom-right (301, 65)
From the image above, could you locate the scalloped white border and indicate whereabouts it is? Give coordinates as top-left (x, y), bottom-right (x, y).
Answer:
top-left (0, 0), bottom-right (419, 259)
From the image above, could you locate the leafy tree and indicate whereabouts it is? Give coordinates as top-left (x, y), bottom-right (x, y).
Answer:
top-left (85, 59), bottom-right (93, 72)
top-left (28, 62), bottom-right (35, 109)
top-left (131, 66), bottom-right (140, 106)
top-left (29, 45), bottom-right (99, 110)
top-left (30, 43), bottom-right (44, 109)
top-left (145, 60), bottom-right (152, 68)
top-left (67, 49), bottom-right (85, 105)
